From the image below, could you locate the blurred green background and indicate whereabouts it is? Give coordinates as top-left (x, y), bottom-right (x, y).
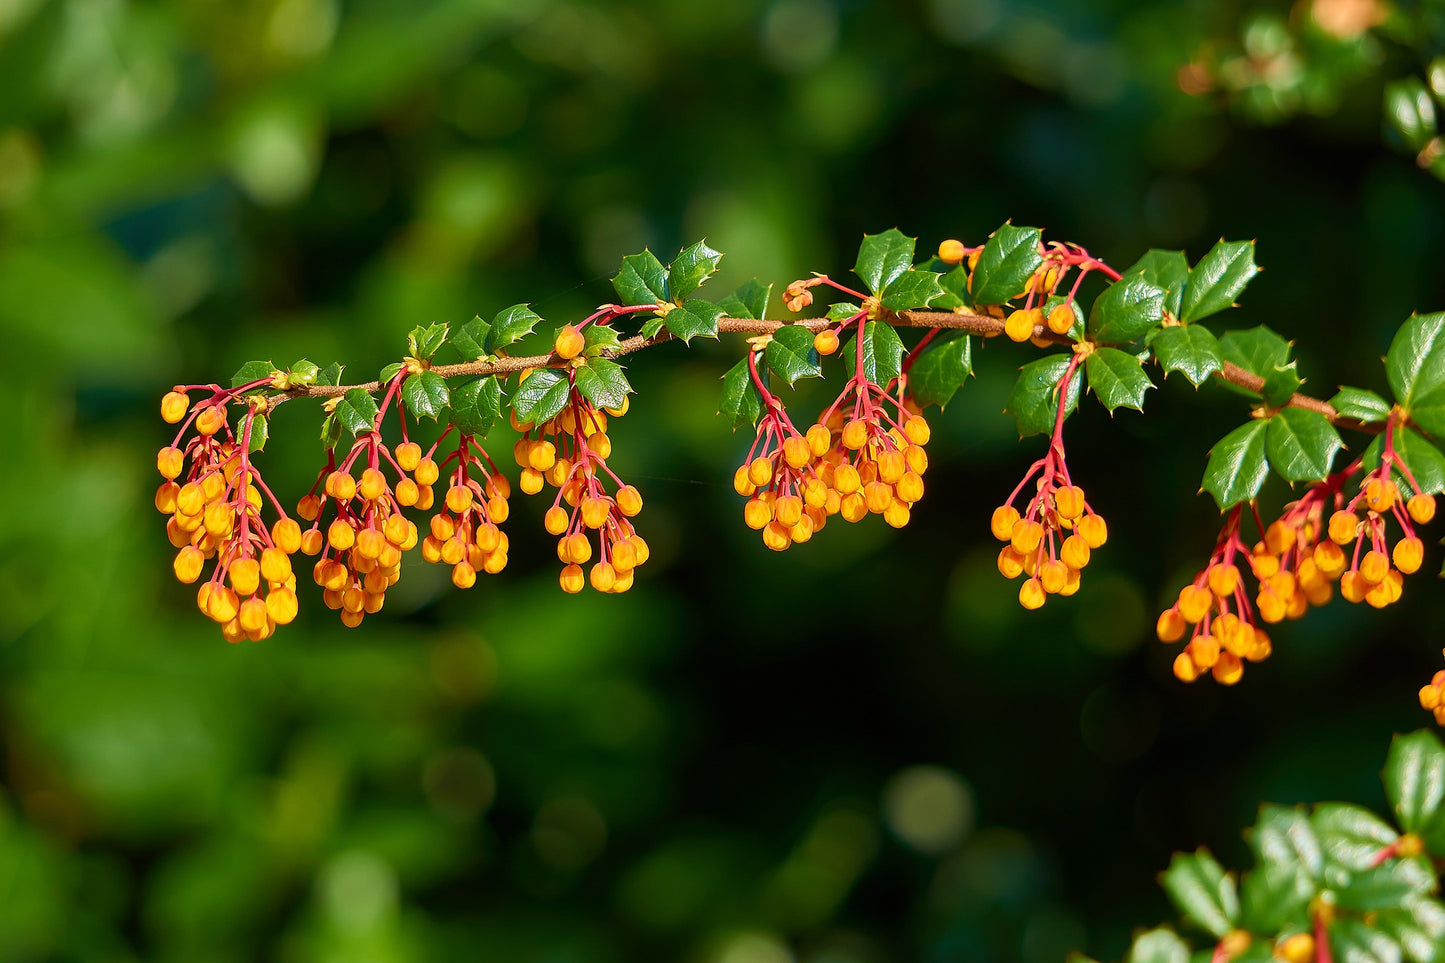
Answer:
top-left (4, 0), bottom-right (1445, 960)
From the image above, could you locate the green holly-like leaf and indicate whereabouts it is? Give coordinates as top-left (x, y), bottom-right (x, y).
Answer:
top-left (1313, 803), bottom-right (1399, 872)
top-left (664, 299), bottom-right (724, 343)
top-left (1160, 850), bottom-right (1238, 939)
top-left (449, 376), bottom-right (502, 437)
top-left (488, 304), bottom-right (543, 352)
top-left (583, 323), bottom-right (622, 357)
top-left (827, 302), bottom-right (862, 321)
top-left (765, 325), bottom-right (822, 385)
top-left (1331, 387), bottom-right (1392, 424)
top-left (1363, 428), bottom-right (1445, 496)
top-left (853, 228), bottom-right (916, 295)
top-left (668, 240), bottom-right (722, 299)
top-left (317, 362), bottom-right (344, 386)
top-left (1330, 917), bottom-right (1404, 963)
top-left (1007, 355), bottom-right (1082, 438)
top-left (452, 317), bottom-right (490, 360)
top-left (1387, 313), bottom-right (1445, 439)
top-left (1151, 325), bottom-right (1223, 386)
top-left (719, 280), bottom-right (772, 320)
top-left (511, 368), bottom-right (571, 426)
top-left (574, 358), bottom-right (631, 411)
top-left (1251, 805), bottom-right (1324, 900)
top-left (613, 250), bottom-right (669, 306)
top-left (1219, 326), bottom-right (1293, 399)
top-left (1086, 347), bottom-right (1153, 412)
top-left (934, 264), bottom-right (972, 311)
top-left (1265, 408), bottom-right (1342, 483)
top-left (247, 414), bottom-right (268, 453)
top-left (407, 322), bottom-right (449, 359)
top-left (1124, 249), bottom-right (1189, 318)
top-left (1335, 860), bottom-right (1438, 913)
top-left (231, 360), bottom-right (277, 388)
top-left (906, 332), bottom-right (972, 409)
top-left (1386, 77), bottom-right (1438, 153)
top-left (1262, 361), bottom-right (1304, 408)
top-left (880, 268), bottom-right (944, 312)
top-left (402, 370), bottom-right (449, 421)
top-left (1384, 731), bottom-right (1445, 837)
top-left (379, 362), bottom-right (404, 384)
top-left (320, 412), bottom-right (342, 450)
top-left (1088, 275), bottom-right (1166, 345)
top-left (1181, 239), bottom-right (1259, 323)
top-left (718, 357), bottom-right (763, 431)
top-left (844, 320), bottom-right (906, 386)
top-left (640, 316), bottom-right (666, 338)
top-left (1376, 898), bottom-right (1445, 963)
top-left (334, 387), bottom-right (380, 436)
top-left (1124, 928), bottom-right (1189, 963)
top-left (287, 359), bottom-right (319, 386)
top-left (970, 223), bottom-right (1043, 306)
top-left (1202, 420), bottom-right (1270, 509)
top-left (1240, 865), bottom-right (1311, 934)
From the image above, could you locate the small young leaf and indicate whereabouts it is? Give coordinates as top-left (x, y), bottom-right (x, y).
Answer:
top-left (640, 316), bottom-right (666, 338)
top-left (664, 299), bottom-right (724, 343)
top-left (718, 358), bottom-right (763, 431)
top-left (247, 414), bottom-right (268, 453)
top-left (1088, 275), bottom-right (1166, 345)
top-left (231, 360), bottom-right (277, 388)
top-left (450, 376), bottom-right (503, 437)
top-left (1085, 347), bottom-right (1153, 412)
top-left (843, 321), bottom-right (905, 385)
top-left (1160, 850), bottom-right (1238, 939)
top-left (668, 240), bottom-right (723, 299)
top-left (880, 268), bottom-right (944, 311)
top-left (1265, 408), bottom-right (1341, 482)
top-left (408, 322), bottom-right (449, 359)
top-left (402, 370), bottom-right (450, 421)
top-left (489, 304), bottom-right (543, 351)
top-left (452, 317), bottom-right (491, 359)
top-left (613, 250), bottom-right (669, 306)
top-left (765, 326), bottom-right (822, 385)
top-left (320, 412), bottom-right (342, 449)
top-left (379, 362), bottom-right (404, 384)
top-left (1006, 355), bottom-right (1082, 438)
top-left (827, 302), bottom-right (862, 321)
top-left (317, 362), bottom-right (344, 386)
top-left (583, 323), bottom-right (622, 357)
top-left (1181, 240), bottom-right (1259, 323)
top-left (906, 332), bottom-right (972, 409)
top-left (970, 223), bottom-right (1043, 306)
top-left (573, 358), bottom-right (631, 411)
top-left (1330, 386), bottom-right (1391, 423)
top-left (334, 387), bottom-right (380, 436)
top-left (1124, 928), bottom-right (1189, 963)
top-left (1202, 420), bottom-right (1270, 509)
top-left (934, 264), bottom-right (972, 311)
top-left (512, 368), bottom-right (571, 426)
top-left (1363, 428), bottom-right (1445, 495)
top-left (288, 359), bottom-right (319, 386)
top-left (853, 228), bottom-right (916, 295)
top-left (1384, 730), bottom-right (1445, 836)
top-left (1151, 325), bottom-right (1223, 386)
top-left (719, 280), bottom-right (772, 320)
top-left (1124, 249), bottom-right (1189, 317)
top-left (1261, 361), bottom-right (1303, 408)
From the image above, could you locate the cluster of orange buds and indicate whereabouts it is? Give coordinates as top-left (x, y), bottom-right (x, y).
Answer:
top-left (1156, 507), bottom-right (1273, 685)
top-left (421, 429), bottom-right (511, 586)
top-left (936, 238), bottom-right (1121, 341)
top-left (513, 374), bottom-right (647, 593)
top-left (1321, 446), bottom-right (1434, 610)
top-left (296, 374), bottom-right (423, 627)
top-left (1420, 652), bottom-right (1445, 725)
top-left (157, 386), bottom-right (300, 642)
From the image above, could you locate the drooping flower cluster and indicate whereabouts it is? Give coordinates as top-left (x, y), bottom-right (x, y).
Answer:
top-left (422, 429), bottom-right (511, 587)
top-left (514, 372), bottom-right (647, 593)
top-left (157, 386), bottom-right (300, 642)
top-left (936, 237), bottom-right (1120, 341)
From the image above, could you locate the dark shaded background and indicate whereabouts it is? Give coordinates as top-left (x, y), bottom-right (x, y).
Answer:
top-left (2, 0), bottom-right (1443, 960)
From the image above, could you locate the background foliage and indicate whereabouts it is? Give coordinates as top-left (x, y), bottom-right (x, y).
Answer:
top-left (4, 0), bottom-right (1445, 960)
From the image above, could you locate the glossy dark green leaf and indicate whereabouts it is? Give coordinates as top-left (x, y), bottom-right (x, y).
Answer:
top-left (511, 368), bottom-right (571, 426)
top-left (231, 360), bottom-right (276, 388)
top-left (573, 358), bottom-right (631, 411)
top-left (853, 228), bottom-right (915, 295)
top-left (719, 280), bottom-right (772, 320)
top-left (1152, 325), bottom-right (1223, 386)
top-left (1086, 347), bottom-right (1153, 412)
top-left (246, 414), bottom-right (268, 453)
top-left (488, 304), bottom-right (543, 351)
top-left (334, 387), bottom-right (379, 436)
top-left (1160, 850), bottom-right (1237, 938)
top-left (1331, 387), bottom-right (1391, 423)
top-left (316, 362), bottom-right (344, 386)
top-left (880, 268), bottom-right (944, 312)
top-left (1386, 77), bottom-right (1438, 152)
top-left (1334, 859), bottom-right (1438, 913)
top-left (1313, 803), bottom-right (1399, 872)
top-left (906, 332), bottom-right (972, 409)
top-left (1250, 806), bottom-right (1324, 909)
top-left (935, 264), bottom-right (972, 310)
top-left (1384, 731), bottom-right (1445, 836)
top-left (1265, 408), bottom-right (1342, 482)
top-left (765, 325), bottom-right (822, 385)
top-left (640, 316), bottom-right (666, 338)
top-left (452, 317), bottom-right (490, 360)
top-left (668, 240), bottom-right (722, 298)
top-left (1219, 326), bottom-right (1292, 398)
top-left (844, 320), bottom-right (905, 385)
top-left (402, 370), bottom-right (449, 421)
top-left (1363, 428), bottom-right (1445, 496)
top-left (612, 250), bottom-right (669, 306)
top-left (1089, 275), bottom-right (1166, 345)
top-left (1386, 314), bottom-right (1445, 439)
top-left (583, 323), bottom-right (622, 357)
top-left (1124, 249), bottom-right (1189, 317)
top-left (379, 361), bottom-right (404, 383)
top-left (1202, 420), bottom-right (1270, 509)
top-left (1262, 361), bottom-right (1304, 408)
top-left (970, 223), bottom-right (1042, 305)
top-left (1331, 917), bottom-right (1404, 963)
top-left (664, 299), bottom-right (724, 343)
top-left (449, 376), bottom-right (502, 437)
top-left (1124, 928), bottom-right (1188, 963)
top-left (1375, 899), bottom-right (1445, 963)
top-left (1007, 355), bottom-right (1082, 438)
top-left (718, 357), bottom-right (763, 431)
top-left (827, 302), bottom-right (863, 321)
top-left (1181, 239), bottom-right (1259, 323)
top-left (407, 322), bottom-right (448, 359)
